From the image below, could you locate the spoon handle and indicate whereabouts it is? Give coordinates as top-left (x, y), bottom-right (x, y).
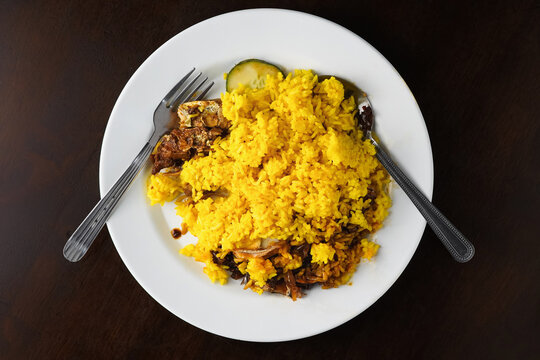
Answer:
top-left (372, 140), bottom-right (475, 262)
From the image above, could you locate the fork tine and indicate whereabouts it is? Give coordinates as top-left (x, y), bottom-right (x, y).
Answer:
top-left (195, 81), bottom-right (214, 101)
top-left (163, 68), bottom-right (195, 103)
top-left (167, 72), bottom-right (202, 108)
top-left (171, 77), bottom-right (208, 109)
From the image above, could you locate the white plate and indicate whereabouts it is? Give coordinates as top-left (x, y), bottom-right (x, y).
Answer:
top-left (100, 9), bottom-right (433, 342)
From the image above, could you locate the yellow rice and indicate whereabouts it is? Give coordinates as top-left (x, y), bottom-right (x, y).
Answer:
top-left (147, 70), bottom-right (391, 293)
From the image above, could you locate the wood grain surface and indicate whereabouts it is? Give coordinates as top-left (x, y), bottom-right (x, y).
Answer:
top-left (1, 0), bottom-right (539, 358)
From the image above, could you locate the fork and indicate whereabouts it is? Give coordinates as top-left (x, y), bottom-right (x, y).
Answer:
top-left (63, 68), bottom-right (214, 262)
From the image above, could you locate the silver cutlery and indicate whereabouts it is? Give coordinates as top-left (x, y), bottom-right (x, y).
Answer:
top-left (325, 75), bottom-right (475, 262)
top-left (63, 68), bottom-right (213, 262)
top-left (65, 70), bottom-right (474, 263)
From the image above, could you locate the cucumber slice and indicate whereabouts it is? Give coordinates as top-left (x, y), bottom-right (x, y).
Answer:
top-left (226, 59), bottom-right (282, 92)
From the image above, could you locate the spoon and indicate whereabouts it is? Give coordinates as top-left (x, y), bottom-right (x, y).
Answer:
top-left (321, 75), bottom-right (475, 262)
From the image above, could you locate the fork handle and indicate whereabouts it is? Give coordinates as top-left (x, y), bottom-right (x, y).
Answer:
top-left (63, 142), bottom-right (154, 262)
top-left (373, 141), bottom-right (475, 262)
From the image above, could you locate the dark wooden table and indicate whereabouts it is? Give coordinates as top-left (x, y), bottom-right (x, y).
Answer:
top-left (1, 0), bottom-right (538, 358)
